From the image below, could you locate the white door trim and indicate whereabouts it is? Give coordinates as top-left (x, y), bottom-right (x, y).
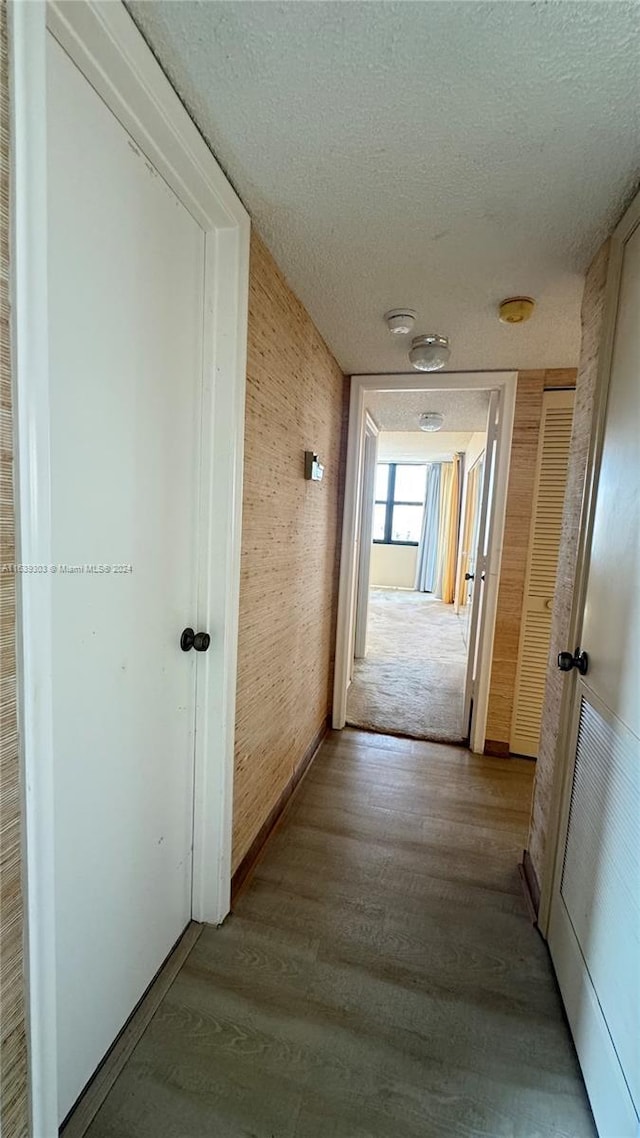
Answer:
top-left (332, 371), bottom-right (516, 754)
top-left (10, 3), bottom-right (250, 1133)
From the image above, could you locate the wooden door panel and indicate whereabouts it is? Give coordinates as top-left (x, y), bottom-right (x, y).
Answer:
top-left (511, 391), bottom-right (574, 756)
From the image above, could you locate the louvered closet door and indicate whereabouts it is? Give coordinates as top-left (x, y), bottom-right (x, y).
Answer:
top-left (510, 390), bottom-right (574, 757)
top-left (548, 206), bottom-right (639, 1136)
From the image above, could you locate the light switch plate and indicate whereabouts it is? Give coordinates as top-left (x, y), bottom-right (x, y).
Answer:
top-left (304, 451), bottom-right (324, 482)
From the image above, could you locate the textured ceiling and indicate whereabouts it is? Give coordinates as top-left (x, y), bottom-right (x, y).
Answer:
top-left (129, 1), bottom-right (640, 374)
top-left (367, 388), bottom-right (490, 432)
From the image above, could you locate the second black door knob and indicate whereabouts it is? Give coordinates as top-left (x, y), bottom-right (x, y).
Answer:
top-left (180, 627), bottom-right (211, 653)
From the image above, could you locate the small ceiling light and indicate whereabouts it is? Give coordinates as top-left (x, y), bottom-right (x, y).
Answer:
top-left (419, 412), bottom-right (445, 433)
top-left (384, 308), bottom-right (416, 335)
top-left (409, 333), bottom-right (450, 372)
top-left (498, 296), bottom-right (535, 324)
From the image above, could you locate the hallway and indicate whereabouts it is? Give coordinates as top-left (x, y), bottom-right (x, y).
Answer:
top-left (347, 588), bottom-right (468, 742)
top-left (84, 730), bottom-right (594, 1138)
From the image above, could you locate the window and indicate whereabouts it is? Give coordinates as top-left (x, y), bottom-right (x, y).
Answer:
top-left (373, 463), bottom-right (427, 545)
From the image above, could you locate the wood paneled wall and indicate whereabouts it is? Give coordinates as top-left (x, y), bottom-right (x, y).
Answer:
top-left (0, 2), bottom-right (29, 1131)
top-left (484, 368), bottom-right (577, 756)
top-left (233, 233), bottom-right (346, 872)
top-left (527, 243), bottom-right (611, 889)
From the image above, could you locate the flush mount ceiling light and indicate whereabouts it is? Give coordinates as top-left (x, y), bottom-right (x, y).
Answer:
top-left (418, 412), bottom-right (445, 433)
top-left (409, 333), bottom-right (450, 372)
top-left (384, 308), bottom-right (417, 335)
top-left (498, 296), bottom-right (535, 324)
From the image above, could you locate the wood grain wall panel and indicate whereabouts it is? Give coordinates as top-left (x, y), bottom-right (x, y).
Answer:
top-left (233, 233), bottom-right (346, 872)
top-left (527, 243), bottom-right (611, 886)
top-left (484, 371), bottom-right (545, 750)
top-left (484, 369), bottom-right (577, 754)
top-left (0, 2), bottom-right (29, 1131)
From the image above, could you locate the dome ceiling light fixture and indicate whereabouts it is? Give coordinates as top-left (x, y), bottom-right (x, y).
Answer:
top-left (409, 333), bottom-right (450, 372)
top-left (498, 296), bottom-right (536, 324)
top-left (384, 308), bottom-right (416, 335)
top-left (418, 411), bottom-right (445, 433)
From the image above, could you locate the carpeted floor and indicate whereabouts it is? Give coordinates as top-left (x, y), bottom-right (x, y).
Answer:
top-left (346, 588), bottom-right (468, 742)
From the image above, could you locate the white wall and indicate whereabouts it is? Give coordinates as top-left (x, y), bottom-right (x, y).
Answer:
top-left (370, 544), bottom-right (417, 588)
top-left (464, 431), bottom-right (486, 471)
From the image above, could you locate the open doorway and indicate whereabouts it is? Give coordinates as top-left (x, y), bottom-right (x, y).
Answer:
top-left (333, 373), bottom-right (517, 753)
top-left (347, 413), bottom-right (487, 741)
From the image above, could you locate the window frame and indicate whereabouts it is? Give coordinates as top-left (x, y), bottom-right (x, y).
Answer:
top-left (373, 462), bottom-right (426, 546)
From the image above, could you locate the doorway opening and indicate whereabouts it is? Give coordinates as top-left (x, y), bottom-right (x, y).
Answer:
top-left (347, 418), bottom-right (486, 741)
top-left (333, 373), bottom-right (517, 754)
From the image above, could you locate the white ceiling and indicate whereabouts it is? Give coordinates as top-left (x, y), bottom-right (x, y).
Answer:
top-left (367, 388), bottom-right (490, 432)
top-left (129, 1), bottom-right (640, 375)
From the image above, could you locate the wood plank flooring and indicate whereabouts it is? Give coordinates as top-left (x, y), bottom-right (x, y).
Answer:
top-left (85, 729), bottom-right (595, 1138)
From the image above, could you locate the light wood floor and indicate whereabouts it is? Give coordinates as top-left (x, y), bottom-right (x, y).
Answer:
top-left (86, 730), bottom-right (595, 1138)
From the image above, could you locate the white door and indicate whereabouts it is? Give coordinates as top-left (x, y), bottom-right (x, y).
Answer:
top-left (548, 202), bottom-right (640, 1136)
top-left (455, 454), bottom-right (482, 619)
top-left (48, 34), bottom-right (205, 1121)
top-left (458, 453), bottom-right (484, 644)
top-left (462, 391), bottom-right (499, 735)
top-left (353, 423), bottom-right (378, 658)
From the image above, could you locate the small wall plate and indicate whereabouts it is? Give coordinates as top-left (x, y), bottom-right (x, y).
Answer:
top-left (304, 451), bottom-right (324, 481)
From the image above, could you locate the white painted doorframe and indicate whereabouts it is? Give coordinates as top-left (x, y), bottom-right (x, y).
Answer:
top-left (10, 3), bottom-right (249, 1133)
top-left (332, 372), bottom-right (516, 754)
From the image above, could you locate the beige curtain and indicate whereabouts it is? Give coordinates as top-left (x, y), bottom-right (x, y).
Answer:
top-left (436, 455), bottom-right (461, 604)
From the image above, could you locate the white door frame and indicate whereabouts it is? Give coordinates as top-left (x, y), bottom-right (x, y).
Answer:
top-left (332, 371), bottom-right (516, 754)
top-left (10, 3), bottom-right (250, 1132)
top-left (353, 413), bottom-right (379, 659)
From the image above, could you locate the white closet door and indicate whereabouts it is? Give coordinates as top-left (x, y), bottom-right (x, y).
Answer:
top-left (510, 390), bottom-right (574, 757)
top-left (48, 33), bottom-right (204, 1121)
top-left (548, 205), bottom-right (640, 1136)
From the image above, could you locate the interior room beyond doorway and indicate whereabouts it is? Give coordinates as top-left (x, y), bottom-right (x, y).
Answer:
top-left (347, 588), bottom-right (468, 741)
top-left (347, 389), bottom-right (490, 743)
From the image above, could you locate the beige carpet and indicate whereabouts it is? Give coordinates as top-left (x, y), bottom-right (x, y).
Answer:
top-left (346, 588), bottom-right (468, 742)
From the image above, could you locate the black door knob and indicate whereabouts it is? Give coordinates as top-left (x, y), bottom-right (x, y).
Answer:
top-left (180, 627), bottom-right (211, 653)
top-left (557, 648), bottom-right (588, 675)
